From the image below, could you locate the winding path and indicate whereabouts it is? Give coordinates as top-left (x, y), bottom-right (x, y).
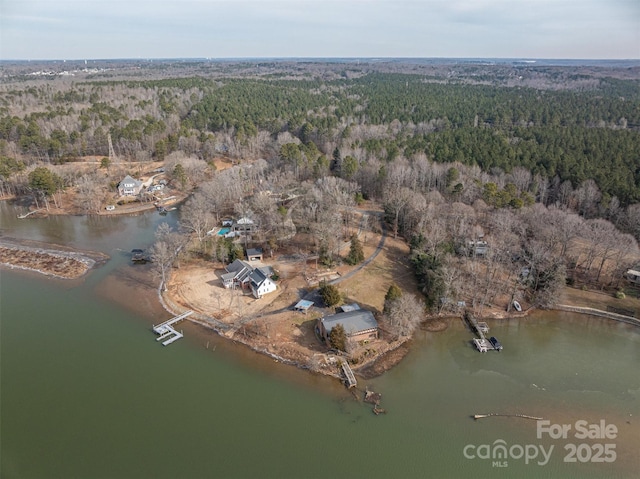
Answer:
top-left (329, 211), bottom-right (386, 285)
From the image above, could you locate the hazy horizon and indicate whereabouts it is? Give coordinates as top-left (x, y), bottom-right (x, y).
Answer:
top-left (2, 1), bottom-right (638, 61)
top-left (2, 57), bottom-right (639, 64)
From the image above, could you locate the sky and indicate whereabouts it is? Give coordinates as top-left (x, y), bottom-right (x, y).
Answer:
top-left (1, 0), bottom-right (638, 60)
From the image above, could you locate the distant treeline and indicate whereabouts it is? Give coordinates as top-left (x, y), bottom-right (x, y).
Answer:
top-left (1, 71), bottom-right (639, 203)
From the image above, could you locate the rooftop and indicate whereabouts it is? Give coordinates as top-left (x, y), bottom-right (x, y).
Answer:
top-left (294, 299), bottom-right (314, 311)
top-left (321, 309), bottom-right (378, 336)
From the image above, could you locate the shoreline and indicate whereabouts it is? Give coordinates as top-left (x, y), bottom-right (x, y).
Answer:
top-left (3, 230), bottom-right (637, 381)
top-left (3, 192), bottom-right (188, 218)
top-left (157, 283), bottom-right (639, 382)
top-left (157, 283), bottom-right (414, 380)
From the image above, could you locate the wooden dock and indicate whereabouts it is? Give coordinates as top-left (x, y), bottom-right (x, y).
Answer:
top-left (465, 311), bottom-right (503, 353)
top-left (152, 311), bottom-right (193, 346)
top-left (341, 361), bottom-right (357, 388)
top-left (464, 312), bottom-right (485, 338)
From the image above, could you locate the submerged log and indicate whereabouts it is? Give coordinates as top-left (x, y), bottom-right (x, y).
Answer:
top-left (473, 413), bottom-right (543, 421)
top-left (373, 405), bottom-right (386, 415)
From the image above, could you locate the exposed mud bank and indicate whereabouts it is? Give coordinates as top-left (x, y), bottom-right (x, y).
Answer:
top-left (0, 237), bottom-right (109, 279)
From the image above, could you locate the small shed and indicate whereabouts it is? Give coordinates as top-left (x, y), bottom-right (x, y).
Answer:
top-left (246, 248), bottom-right (263, 262)
top-left (294, 299), bottom-right (314, 314)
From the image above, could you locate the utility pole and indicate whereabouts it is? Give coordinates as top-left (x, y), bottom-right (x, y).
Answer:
top-left (108, 133), bottom-right (119, 164)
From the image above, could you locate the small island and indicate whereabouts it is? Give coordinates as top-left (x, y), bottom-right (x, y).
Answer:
top-left (0, 237), bottom-right (109, 279)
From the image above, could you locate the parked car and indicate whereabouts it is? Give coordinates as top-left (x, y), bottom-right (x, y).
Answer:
top-left (105, 205), bottom-right (115, 211)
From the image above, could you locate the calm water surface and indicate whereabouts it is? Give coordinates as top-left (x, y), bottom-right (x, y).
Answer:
top-left (1, 201), bottom-right (638, 478)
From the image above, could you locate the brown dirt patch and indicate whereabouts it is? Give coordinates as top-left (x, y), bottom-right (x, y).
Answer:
top-left (355, 341), bottom-right (412, 379)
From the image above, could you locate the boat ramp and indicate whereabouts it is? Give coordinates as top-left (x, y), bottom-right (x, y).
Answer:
top-left (152, 310), bottom-right (193, 346)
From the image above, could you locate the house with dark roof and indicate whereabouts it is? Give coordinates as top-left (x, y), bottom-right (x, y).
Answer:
top-left (317, 308), bottom-right (379, 346)
top-left (248, 268), bottom-right (276, 298)
top-left (221, 259), bottom-right (253, 289)
top-left (118, 175), bottom-right (144, 197)
top-left (221, 259), bottom-right (276, 299)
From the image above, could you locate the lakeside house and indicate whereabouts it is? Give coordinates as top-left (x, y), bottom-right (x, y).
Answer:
top-left (221, 259), bottom-right (276, 299)
top-left (118, 175), bottom-right (144, 197)
top-left (316, 308), bottom-right (379, 346)
top-left (233, 217), bottom-right (258, 235)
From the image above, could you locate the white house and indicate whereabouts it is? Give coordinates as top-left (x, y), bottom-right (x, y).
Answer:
top-left (118, 175), bottom-right (144, 196)
top-left (221, 259), bottom-right (276, 299)
top-left (248, 269), bottom-right (277, 299)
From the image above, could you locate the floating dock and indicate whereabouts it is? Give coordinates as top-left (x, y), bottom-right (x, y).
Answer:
top-left (152, 311), bottom-right (193, 346)
top-left (473, 338), bottom-right (495, 353)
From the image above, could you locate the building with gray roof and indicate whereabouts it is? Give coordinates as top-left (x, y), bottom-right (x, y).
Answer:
top-left (317, 308), bottom-right (379, 346)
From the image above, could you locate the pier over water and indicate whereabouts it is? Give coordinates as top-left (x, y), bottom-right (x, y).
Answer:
top-left (153, 311), bottom-right (193, 346)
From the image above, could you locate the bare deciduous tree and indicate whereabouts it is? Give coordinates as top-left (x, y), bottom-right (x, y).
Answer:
top-left (150, 223), bottom-right (187, 291)
top-left (179, 192), bottom-right (215, 253)
top-left (383, 293), bottom-right (425, 339)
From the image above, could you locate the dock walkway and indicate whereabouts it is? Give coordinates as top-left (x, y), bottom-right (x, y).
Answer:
top-left (152, 310), bottom-right (193, 346)
top-left (341, 361), bottom-right (357, 388)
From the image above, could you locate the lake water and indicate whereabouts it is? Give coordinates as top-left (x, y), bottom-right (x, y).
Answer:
top-left (1, 201), bottom-right (638, 479)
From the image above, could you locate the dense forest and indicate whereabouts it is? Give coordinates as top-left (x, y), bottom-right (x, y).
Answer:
top-left (1, 63), bottom-right (639, 203)
top-left (1, 59), bottom-right (639, 310)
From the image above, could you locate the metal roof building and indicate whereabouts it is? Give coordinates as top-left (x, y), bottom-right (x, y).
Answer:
top-left (317, 308), bottom-right (379, 345)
